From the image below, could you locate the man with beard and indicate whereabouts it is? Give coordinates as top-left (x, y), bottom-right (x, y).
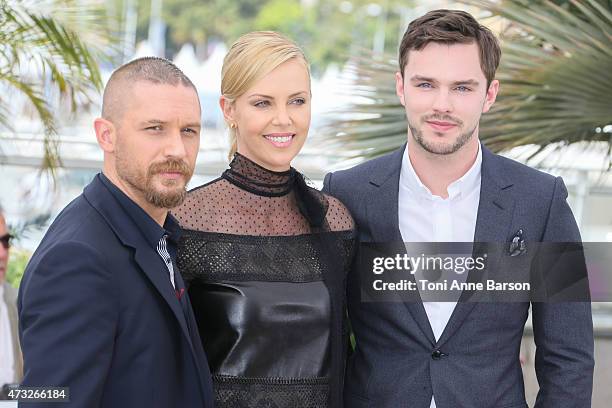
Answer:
top-left (323, 9), bottom-right (593, 408)
top-left (18, 57), bottom-right (214, 408)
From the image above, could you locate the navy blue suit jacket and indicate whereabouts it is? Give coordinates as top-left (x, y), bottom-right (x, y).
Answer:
top-left (324, 144), bottom-right (594, 408)
top-left (18, 174), bottom-right (214, 408)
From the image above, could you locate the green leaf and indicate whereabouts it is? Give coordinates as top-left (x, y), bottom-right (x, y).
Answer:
top-left (0, 0), bottom-right (114, 176)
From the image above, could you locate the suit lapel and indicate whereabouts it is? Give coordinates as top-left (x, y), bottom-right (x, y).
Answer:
top-left (132, 248), bottom-right (211, 399)
top-left (436, 146), bottom-right (516, 347)
top-left (132, 249), bottom-right (195, 351)
top-left (367, 144), bottom-right (436, 345)
top-left (83, 176), bottom-right (198, 364)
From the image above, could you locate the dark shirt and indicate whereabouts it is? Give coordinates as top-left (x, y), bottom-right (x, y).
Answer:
top-left (98, 173), bottom-right (182, 287)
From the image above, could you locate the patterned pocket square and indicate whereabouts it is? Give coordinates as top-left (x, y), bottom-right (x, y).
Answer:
top-left (508, 229), bottom-right (527, 257)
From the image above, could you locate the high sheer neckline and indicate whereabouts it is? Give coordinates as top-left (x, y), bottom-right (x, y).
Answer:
top-left (222, 153), bottom-right (296, 197)
top-left (173, 152), bottom-right (355, 234)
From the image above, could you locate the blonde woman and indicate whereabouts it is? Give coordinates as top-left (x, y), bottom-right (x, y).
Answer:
top-left (173, 31), bottom-right (355, 407)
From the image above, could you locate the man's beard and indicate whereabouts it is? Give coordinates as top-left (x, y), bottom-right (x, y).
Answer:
top-left (408, 114), bottom-right (477, 155)
top-left (116, 152), bottom-right (193, 209)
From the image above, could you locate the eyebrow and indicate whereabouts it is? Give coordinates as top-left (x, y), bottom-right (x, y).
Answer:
top-left (410, 75), bottom-right (480, 87)
top-left (182, 122), bottom-right (201, 128)
top-left (140, 119), bottom-right (201, 128)
top-left (141, 119), bottom-right (166, 126)
top-left (247, 91), bottom-right (308, 99)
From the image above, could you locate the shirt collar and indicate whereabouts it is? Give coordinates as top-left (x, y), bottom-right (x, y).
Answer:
top-left (99, 173), bottom-right (181, 248)
top-left (400, 142), bottom-right (482, 201)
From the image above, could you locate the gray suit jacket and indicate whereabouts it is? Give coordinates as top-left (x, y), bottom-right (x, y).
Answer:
top-left (323, 144), bottom-right (594, 408)
top-left (2, 281), bottom-right (23, 383)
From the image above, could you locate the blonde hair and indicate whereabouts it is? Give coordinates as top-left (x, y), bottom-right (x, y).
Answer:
top-left (221, 31), bottom-right (310, 159)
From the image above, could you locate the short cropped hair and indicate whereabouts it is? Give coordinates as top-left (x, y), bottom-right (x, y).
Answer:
top-left (102, 56), bottom-right (198, 122)
top-left (398, 9), bottom-right (501, 87)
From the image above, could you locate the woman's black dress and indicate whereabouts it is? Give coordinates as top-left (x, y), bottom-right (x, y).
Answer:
top-left (173, 153), bottom-right (355, 407)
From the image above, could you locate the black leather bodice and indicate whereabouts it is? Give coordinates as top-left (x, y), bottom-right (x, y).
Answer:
top-left (187, 259), bottom-right (331, 379)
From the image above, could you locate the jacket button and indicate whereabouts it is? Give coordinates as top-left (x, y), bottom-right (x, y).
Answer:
top-left (431, 350), bottom-right (443, 360)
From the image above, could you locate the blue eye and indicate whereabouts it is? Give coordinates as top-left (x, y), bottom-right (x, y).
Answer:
top-left (456, 86), bottom-right (471, 92)
top-left (417, 83), bottom-right (433, 89)
top-left (291, 98), bottom-right (306, 105)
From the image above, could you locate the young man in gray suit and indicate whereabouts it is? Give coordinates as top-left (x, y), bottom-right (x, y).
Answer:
top-left (323, 9), bottom-right (594, 408)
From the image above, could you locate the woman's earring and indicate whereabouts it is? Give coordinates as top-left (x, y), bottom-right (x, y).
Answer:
top-left (230, 123), bottom-right (237, 129)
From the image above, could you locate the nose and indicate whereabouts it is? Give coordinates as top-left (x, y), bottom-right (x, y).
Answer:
top-left (164, 129), bottom-right (188, 159)
top-left (431, 88), bottom-right (453, 113)
top-left (272, 105), bottom-right (292, 127)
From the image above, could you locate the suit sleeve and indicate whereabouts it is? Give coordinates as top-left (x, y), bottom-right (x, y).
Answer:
top-left (18, 241), bottom-right (118, 408)
top-left (322, 172), bottom-right (333, 195)
top-left (532, 177), bottom-right (594, 408)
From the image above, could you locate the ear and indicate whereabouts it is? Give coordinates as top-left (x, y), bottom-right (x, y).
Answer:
top-left (482, 79), bottom-right (499, 113)
top-left (219, 96), bottom-right (236, 125)
top-left (395, 71), bottom-right (406, 106)
top-left (94, 118), bottom-right (117, 153)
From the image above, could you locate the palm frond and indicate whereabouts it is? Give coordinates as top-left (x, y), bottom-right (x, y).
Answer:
top-left (0, 0), bottom-right (116, 174)
top-left (471, 0), bottom-right (612, 153)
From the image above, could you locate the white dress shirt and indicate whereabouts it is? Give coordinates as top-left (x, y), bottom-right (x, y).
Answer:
top-left (0, 284), bottom-right (16, 385)
top-left (398, 143), bottom-right (482, 408)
